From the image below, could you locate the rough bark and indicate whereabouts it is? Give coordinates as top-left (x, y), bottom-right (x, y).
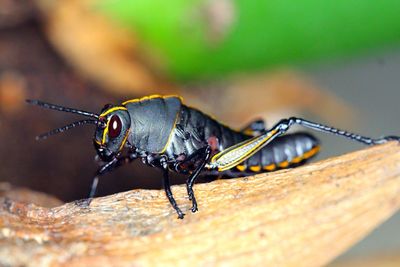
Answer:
top-left (1, 142), bottom-right (400, 267)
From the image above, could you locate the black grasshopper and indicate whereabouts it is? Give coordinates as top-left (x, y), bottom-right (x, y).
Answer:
top-left (27, 95), bottom-right (400, 219)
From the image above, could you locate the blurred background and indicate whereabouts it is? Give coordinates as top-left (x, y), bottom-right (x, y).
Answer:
top-left (1, 0), bottom-right (400, 265)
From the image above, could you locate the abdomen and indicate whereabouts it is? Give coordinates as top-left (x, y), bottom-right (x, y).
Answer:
top-left (233, 132), bottom-right (319, 174)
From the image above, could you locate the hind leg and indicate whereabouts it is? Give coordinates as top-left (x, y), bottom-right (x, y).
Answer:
top-left (210, 117), bottom-right (400, 172)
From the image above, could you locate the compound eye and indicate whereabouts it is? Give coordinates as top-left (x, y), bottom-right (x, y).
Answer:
top-left (109, 115), bottom-right (122, 138)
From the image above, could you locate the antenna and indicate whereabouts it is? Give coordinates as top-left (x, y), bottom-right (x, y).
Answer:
top-left (26, 99), bottom-right (106, 140)
top-left (26, 99), bottom-right (99, 119)
top-left (36, 119), bottom-right (100, 140)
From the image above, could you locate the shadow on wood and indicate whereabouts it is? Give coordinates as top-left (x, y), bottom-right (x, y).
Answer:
top-left (1, 142), bottom-right (400, 266)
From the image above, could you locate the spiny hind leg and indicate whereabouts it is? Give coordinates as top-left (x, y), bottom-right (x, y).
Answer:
top-left (283, 117), bottom-right (400, 145)
top-left (210, 117), bottom-right (400, 172)
top-left (267, 117), bottom-right (400, 146)
top-left (209, 128), bottom-right (281, 171)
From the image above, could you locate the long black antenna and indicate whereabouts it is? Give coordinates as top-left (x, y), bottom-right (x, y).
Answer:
top-left (26, 99), bottom-right (99, 119)
top-left (36, 119), bottom-right (99, 140)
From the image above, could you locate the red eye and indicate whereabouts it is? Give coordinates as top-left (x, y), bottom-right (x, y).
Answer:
top-left (109, 115), bottom-right (122, 138)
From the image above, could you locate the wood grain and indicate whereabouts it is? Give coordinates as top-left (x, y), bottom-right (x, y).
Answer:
top-left (1, 142), bottom-right (400, 267)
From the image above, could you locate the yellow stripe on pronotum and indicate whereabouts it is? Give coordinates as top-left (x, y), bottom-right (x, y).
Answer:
top-left (159, 109), bottom-right (180, 154)
top-left (99, 106), bottom-right (127, 117)
top-left (122, 95), bottom-right (183, 105)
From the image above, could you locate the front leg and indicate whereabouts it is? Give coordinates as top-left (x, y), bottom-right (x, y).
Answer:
top-left (86, 152), bottom-right (138, 203)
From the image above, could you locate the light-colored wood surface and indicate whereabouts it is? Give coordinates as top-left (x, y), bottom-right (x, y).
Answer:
top-left (1, 142), bottom-right (400, 266)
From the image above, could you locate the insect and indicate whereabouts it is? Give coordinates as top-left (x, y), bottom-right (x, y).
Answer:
top-left (27, 95), bottom-right (399, 219)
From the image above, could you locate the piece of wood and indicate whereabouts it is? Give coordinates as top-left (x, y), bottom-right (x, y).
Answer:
top-left (1, 142), bottom-right (400, 266)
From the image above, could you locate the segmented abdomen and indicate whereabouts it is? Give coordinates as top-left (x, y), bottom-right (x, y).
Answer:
top-left (235, 132), bottom-right (319, 173)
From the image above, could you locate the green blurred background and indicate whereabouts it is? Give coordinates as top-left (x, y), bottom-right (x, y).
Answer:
top-left (99, 0), bottom-right (400, 79)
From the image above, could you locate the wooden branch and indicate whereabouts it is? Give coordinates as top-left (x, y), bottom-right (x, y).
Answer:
top-left (1, 142), bottom-right (400, 266)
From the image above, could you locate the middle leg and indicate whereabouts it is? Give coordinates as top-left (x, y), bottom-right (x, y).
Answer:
top-left (186, 146), bottom-right (211, 212)
top-left (159, 156), bottom-right (185, 219)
